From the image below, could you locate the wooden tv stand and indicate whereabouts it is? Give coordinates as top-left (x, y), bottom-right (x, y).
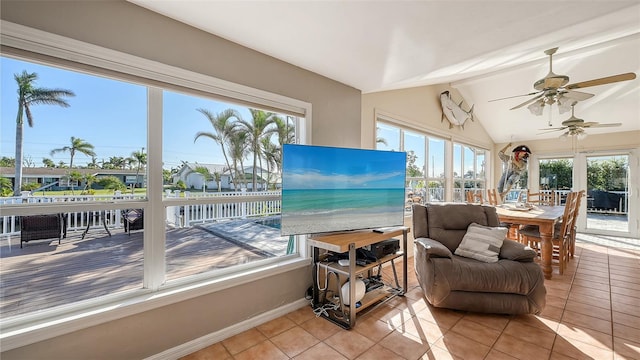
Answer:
top-left (308, 226), bottom-right (409, 329)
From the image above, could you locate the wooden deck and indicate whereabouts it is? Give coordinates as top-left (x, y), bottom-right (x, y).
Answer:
top-left (0, 226), bottom-right (267, 318)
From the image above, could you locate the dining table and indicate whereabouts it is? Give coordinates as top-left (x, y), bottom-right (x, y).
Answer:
top-left (495, 204), bottom-right (565, 279)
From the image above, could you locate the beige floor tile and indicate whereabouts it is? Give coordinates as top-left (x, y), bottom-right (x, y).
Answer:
top-left (293, 342), bottom-right (348, 360)
top-left (613, 336), bottom-right (640, 360)
top-left (221, 328), bottom-right (267, 355)
top-left (379, 330), bottom-right (431, 360)
top-left (569, 284), bottom-right (611, 301)
top-left (270, 326), bottom-right (319, 357)
top-left (612, 292), bottom-right (640, 307)
top-left (232, 340), bottom-right (288, 360)
top-left (256, 316), bottom-right (297, 338)
top-left (611, 285), bottom-right (640, 299)
top-left (611, 278), bottom-right (640, 292)
top-left (562, 310), bottom-right (613, 335)
top-left (421, 346), bottom-right (460, 359)
top-left (179, 342), bottom-right (231, 360)
top-left (355, 343), bottom-right (405, 360)
top-left (299, 316), bottom-right (341, 340)
top-left (286, 306), bottom-right (316, 325)
top-left (414, 305), bottom-right (464, 330)
top-left (324, 328), bottom-right (375, 359)
top-left (614, 323), bottom-right (640, 343)
top-left (564, 298), bottom-right (613, 321)
top-left (612, 311), bottom-right (640, 330)
top-left (557, 322), bottom-right (613, 349)
top-left (449, 317), bottom-right (502, 347)
top-left (492, 333), bottom-right (551, 360)
top-left (462, 312), bottom-right (511, 332)
top-left (484, 348), bottom-right (519, 360)
top-left (552, 335), bottom-right (614, 360)
top-left (612, 301), bottom-right (638, 317)
top-left (567, 292), bottom-right (612, 309)
top-left (502, 320), bottom-right (556, 349)
top-left (397, 314), bottom-right (448, 345)
top-left (433, 330), bottom-right (490, 360)
top-left (352, 316), bottom-right (395, 342)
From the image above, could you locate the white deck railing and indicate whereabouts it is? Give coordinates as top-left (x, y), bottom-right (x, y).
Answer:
top-left (0, 191), bottom-right (281, 236)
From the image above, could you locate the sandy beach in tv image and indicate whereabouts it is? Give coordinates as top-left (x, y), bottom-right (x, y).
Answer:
top-left (281, 145), bottom-right (406, 235)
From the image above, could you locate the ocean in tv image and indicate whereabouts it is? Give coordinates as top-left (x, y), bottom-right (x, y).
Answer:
top-left (281, 144), bottom-right (407, 235)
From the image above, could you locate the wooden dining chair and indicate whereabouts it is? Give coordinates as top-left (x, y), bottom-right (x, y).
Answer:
top-left (486, 189), bottom-right (499, 206)
top-left (519, 191), bottom-right (579, 275)
top-left (525, 189), bottom-right (556, 206)
top-left (568, 190), bottom-right (585, 259)
top-left (465, 190), bottom-right (484, 204)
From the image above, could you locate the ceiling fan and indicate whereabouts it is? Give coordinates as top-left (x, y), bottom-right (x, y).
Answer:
top-left (490, 47), bottom-right (637, 115)
top-left (537, 102), bottom-right (621, 139)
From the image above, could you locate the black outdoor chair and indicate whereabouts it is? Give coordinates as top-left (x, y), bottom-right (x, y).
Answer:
top-left (122, 209), bottom-right (144, 235)
top-left (20, 213), bottom-right (67, 248)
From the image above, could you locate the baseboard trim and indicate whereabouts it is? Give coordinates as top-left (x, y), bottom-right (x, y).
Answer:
top-left (145, 298), bottom-right (310, 360)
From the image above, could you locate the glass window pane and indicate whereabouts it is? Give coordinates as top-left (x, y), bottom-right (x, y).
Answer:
top-left (376, 123), bottom-right (400, 151)
top-left (586, 155), bottom-right (629, 232)
top-left (1, 56), bottom-right (146, 317)
top-left (162, 90), bottom-right (297, 281)
top-left (427, 138), bottom-right (445, 202)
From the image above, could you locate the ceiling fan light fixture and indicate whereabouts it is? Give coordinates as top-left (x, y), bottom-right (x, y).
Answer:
top-left (557, 98), bottom-right (573, 114)
top-left (527, 101), bottom-right (544, 116)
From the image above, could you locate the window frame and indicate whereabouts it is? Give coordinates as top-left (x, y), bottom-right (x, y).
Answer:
top-left (0, 20), bottom-right (312, 350)
top-left (375, 116), bottom-right (490, 203)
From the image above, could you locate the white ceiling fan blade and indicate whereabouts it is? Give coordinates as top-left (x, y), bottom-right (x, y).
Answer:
top-left (510, 94), bottom-right (544, 110)
top-left (537, 127), bottom-right (566, 135)
top-left (561, 90), bottom-right (594, 101)
top-left (488, 91), bottom-right (541, 102)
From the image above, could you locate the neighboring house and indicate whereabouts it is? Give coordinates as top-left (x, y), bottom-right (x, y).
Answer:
top-left (0, 167), bottom-right (146, 192)
top-left (172, 163), bottom-right (276, 191)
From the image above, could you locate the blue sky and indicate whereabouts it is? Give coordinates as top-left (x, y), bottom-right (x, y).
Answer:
top-left (1, 56), bottom-right (259, 169)
top-left (282, 144), bottom-right (406, 189)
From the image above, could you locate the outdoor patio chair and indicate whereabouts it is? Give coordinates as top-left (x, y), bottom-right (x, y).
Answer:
top-left (20, 213), bottom-right (66, 248)
top-left (122, 209), bottom-right (144, 235)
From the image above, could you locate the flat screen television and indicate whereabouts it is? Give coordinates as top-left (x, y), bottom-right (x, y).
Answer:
top-left (281, 144), bottom-right (407, 235)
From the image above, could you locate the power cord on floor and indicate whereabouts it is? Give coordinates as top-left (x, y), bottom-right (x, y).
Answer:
top-left (312, 302), bottom-right (340, 318)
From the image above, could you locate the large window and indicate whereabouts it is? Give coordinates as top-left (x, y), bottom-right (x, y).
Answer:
top-left (0, 23), bottom-right (310, 337)
top-left (375, 120), bottom-right (487, 204)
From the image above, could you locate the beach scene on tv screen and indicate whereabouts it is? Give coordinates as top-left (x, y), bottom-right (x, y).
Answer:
top-left (281, 145), bottom-right (406, 235)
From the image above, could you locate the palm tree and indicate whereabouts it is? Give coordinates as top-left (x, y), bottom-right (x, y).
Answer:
top-left (108, 156), bottom-right (126, 170)
top-left (229, 130), bottom-right (249, 191)
top-left (238, 109), bottom-right (278, 191)
top-left (50, 136), bottom-right (96, 170)
top-left (129, 148), bottom-right (147, 193)
top-left (260, 137), bottom-right (280, 190)
top-left (42, 158), bottom-right (55, 168)
top-left (194, 108), bottom-right (240, 188)
top-left (87, 156), bottom-right (99, 169)
top-left (12, 71), bottom-right (75, 195)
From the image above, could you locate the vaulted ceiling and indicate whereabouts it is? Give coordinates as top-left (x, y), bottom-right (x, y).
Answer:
top-left (130, 1), bottom-right (640, 143)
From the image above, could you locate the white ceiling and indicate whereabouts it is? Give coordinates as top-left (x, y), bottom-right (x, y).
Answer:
top-left (130, 0), bottom-right (640, 143)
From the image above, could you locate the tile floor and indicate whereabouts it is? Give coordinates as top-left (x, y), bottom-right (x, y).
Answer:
top-left (182, 238), bottom-right (640, 360)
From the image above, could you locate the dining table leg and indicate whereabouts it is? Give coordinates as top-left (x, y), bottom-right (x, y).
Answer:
top-left (539, 223), bottom-right (554, 279)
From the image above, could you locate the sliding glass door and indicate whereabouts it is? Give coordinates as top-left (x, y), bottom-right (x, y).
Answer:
top-left (584, 154), bottom-right (629, 233)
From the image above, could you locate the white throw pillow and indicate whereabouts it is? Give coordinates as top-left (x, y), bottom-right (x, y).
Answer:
top-left (454, 223), bottom-right (507, 263)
